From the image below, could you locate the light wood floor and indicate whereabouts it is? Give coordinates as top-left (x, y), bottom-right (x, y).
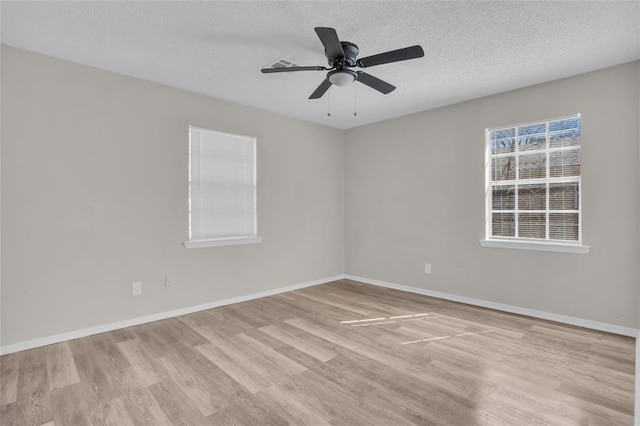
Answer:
top-left (0, 279), bottom-right (635, 425)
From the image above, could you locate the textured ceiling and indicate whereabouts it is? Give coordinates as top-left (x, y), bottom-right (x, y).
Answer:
top-left (1, 1), bottom-right (639, 129)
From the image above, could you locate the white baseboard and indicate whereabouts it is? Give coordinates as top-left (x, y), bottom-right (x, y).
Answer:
top-left (2, 273), bottom-right (637, 355)
top-left (0, 275), bottom-right (343, 355)
top-left (344, 274), bottom-right (639, 338)
top-left (635, 332), bottom-right (639, 426)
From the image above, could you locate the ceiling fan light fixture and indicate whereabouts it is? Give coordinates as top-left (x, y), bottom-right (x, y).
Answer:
top-left (328, 70), bottom-right (356, 87)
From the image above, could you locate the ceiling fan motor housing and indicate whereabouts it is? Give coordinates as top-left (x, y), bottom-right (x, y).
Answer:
top-left (327, 41), bottom-right (359, 68)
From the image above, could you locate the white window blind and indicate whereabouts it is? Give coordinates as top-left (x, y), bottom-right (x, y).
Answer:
top-left (186, 126), bottom-right (259, 247)
top-left (485, 114), bottom-right (583, 246)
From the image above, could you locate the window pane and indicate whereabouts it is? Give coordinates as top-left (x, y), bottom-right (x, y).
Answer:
top-left (549, 213), bottom-right (579, 241)
top-left (491, 128), bottom-right (515, 154)
top-left (549, 118), bottom-right (580, 148)
top-left (492, 213), bottom-right (515, 237)
top-left (189, 127), bottom-right (257, 241)
top-left (518, 153), bottom-right (546, 179)
top-left (487, 115), bottom-right (581, 244)
top-left (518, 213), bottom-right (546, 239)
top-left (518, 123), bottom-right (546, 151)
top-left (492, 156), bottom-right (515, 181)
top-left (549, 183), bottom-right (579, 210)
top-left (550, 149), bottom-right (580, 177)
top-left (492, 186), bottom-right (514, 210)
top-left (518, 184), bottom-right (546, 210)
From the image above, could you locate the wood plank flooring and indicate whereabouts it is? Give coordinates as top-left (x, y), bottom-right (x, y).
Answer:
top-left (0, 279), bottom-right (635, 425)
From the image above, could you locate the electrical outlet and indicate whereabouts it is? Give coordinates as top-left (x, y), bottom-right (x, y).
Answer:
top-left (132, 282), bottom-right (142, 296)
top-left (424, 263), bottom-right (432, 274)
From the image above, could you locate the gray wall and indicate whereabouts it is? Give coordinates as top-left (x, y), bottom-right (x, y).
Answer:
top-left (637, 59), bottom-right (640, 332)
top-left (345, 62), bottom-right (640, 328)
top-left (1, 46), bottom-right (638, 348)
top-left (0, 46), bottom-right (345, 346)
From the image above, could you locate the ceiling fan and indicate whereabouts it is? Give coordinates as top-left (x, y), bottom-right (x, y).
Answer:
top-left (261, 27), bottom-right (424, 99)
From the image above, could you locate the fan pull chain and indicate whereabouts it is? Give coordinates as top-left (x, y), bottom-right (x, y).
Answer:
top-left (327, 89), bottom-right (331, 117)
top-left (353, 83), bottom-right (358, 116)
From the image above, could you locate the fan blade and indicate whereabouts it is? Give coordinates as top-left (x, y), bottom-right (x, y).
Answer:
top-left (356, 45), bottom-right (424, 68)
top-left (356, 72), bottom-right (395, 94)
top-left (262, 66), bottom-right (327, 73)
top-left (314, 27), bottom-right (345, 59)
top-left (309, 79), bottom-right (332, 99)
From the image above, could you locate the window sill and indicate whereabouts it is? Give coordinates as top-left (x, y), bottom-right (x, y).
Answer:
top-left (480, 239), bottom-right (590, 254)
top-left (184, 236), bottom-right (263, 249)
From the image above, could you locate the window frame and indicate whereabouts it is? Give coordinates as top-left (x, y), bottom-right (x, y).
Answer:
top-left (480, 114), bottom-right (590, 254)
top-left (183, 126), bottom-right (262, 249)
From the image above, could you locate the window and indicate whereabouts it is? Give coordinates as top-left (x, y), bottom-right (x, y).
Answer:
top-left (184, 126), bottom-right (261, 248)
top-left (481, 114), bottom-right (589, 254)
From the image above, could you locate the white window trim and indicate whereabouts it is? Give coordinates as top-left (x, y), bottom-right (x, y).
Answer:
top-left (184, 236), bottom-right (263, 249)
top-left (184, 126), bottom-right (262, 249)
top-left (480, 239), bottom-right (590, 254)
top-left (482, 114), bottom-right (590, 254)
